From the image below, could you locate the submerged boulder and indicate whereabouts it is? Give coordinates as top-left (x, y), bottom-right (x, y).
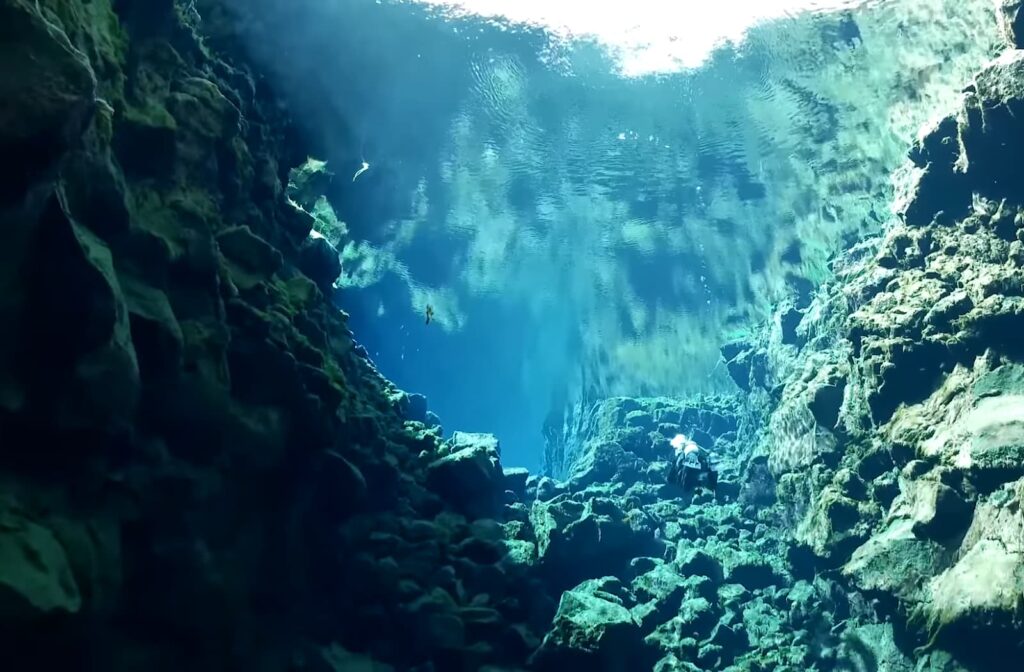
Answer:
top-left (530, 495), bottom-right (659, 591)
top-left (529, 580), bottom-right (646, 671)
top-left (503, 467), bottom-right (530, 501)
top-left (629, 564), bottom-right (716, 637)
top-left (913, 479), bottom-right (1024, 661)
top-left (567, 440), bottom-right (645, 491)
top-left (844, 518), bottom-right (950, 604)
top-left (426, 432), bottom-right (504, 518)
top-left (0, 509), bottom-right (82, 623)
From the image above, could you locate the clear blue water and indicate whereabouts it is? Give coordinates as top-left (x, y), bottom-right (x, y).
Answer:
top-left (238, 0), bottom-right (993, 470)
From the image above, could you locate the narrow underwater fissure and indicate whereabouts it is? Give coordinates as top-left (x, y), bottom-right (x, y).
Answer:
top-left (3, 0), bottom-right (1024, 671)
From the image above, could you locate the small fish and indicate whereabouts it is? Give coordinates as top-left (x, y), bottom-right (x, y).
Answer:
top-left (352, 161), bottom-right (370, 182)
top-left (424, 304), bottom-right (434, 325)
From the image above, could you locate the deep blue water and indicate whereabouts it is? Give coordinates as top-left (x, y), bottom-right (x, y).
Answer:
top-left (326, 2), bottom-right (861, 470)
top-left (232, 0), bottom-right (993, 469)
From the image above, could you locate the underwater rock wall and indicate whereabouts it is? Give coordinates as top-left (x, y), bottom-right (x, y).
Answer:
top-left (501, 394), bottom-right (958, 672)
top-left (0, 2), bottom-right (552, 670)
top-left (722, 11), bottom-right (1024, 668)
top-left (541, 393), bottom-right (752, 480)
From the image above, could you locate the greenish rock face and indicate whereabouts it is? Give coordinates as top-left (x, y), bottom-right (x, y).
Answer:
top-left (644, 596), bottom-right (719, 657)
top-left (531, 581), bottom-right (645, 670)
top-left (0, 0), bottom-right (97, 158)
top-left (900, 359), bottom-right (1024, 490)
top-left (426, 432), bottom-right (504, 518)
top-left (499, 538), bottom-right (537, 569)
top-left (630, 564), bottom-right (693, 634)
top-left (632, 563), bottom-right (689, 604)
top-left (835, 623), bottom-right (915, 672)
top-left (997, 1), bottom-right (1024, 48)
top-left (741, 599), bottom-right (786, 650)
top-left (0, 509), bottom-right (82, 622)
top-left (911, 478), bottom-right (1024, 655)
top-left (732, 10), bottom-right (1024, 664)
top-left (567, 440), bottom-right (644, 492)
top-left (843, 518), bottom-right (950, 603)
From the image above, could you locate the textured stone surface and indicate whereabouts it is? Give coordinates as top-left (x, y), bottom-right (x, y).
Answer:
top-left (997, 0), bottom-right (1024, 47)
top-left (530, 580), bottom-right (645, 670)
top-left (735, 31), bottom-right (1024, 670)
top-left (427, 432), bottom-right (504, 518)
top-left (0, 508), bottom-right (82, 622)
top-left (0, 2), bottom-right (546, 669)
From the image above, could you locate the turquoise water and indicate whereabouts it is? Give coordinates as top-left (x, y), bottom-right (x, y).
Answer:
top-left (232, 0), bottom-right (995, 469)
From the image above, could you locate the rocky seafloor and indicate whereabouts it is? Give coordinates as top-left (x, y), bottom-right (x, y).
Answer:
top-left (2, 1), bottom-right (1024, 671)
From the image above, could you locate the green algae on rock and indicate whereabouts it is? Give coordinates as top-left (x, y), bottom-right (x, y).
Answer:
top-left (0, 0), bottom-right (551, 669)
top-left (724, 19), bottom-right (1024, 669)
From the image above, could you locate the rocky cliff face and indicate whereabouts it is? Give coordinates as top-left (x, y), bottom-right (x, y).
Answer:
top-left (722, 12), bottom-right (1024, 669)
top-left (0, 2), bottom-right (547, 670)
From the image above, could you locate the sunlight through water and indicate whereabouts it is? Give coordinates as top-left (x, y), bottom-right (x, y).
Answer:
top-left (415, 0), bottom-right (874, 74)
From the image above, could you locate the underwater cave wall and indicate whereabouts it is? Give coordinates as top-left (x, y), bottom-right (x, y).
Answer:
top-left (0, 1), bottom-right (547, 669)
top-left (721, 8), bottom-right (1024, 664)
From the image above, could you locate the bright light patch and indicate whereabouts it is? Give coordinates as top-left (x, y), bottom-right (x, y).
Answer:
top-left (415, 0), bottom-right (868, 74)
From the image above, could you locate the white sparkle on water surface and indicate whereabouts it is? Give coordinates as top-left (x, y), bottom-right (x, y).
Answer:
top-left (416, 0), bottom-right (867, 73)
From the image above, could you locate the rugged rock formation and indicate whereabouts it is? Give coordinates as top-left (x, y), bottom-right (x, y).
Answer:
top-left (0, 2), bottom-right (547, 670)
top-left (504, 396), bottom-right (916, 671)
top-left (721, 27), bottom-right (1024, 670)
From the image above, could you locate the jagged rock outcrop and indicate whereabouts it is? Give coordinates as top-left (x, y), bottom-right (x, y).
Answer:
top-left (997, 0), bottom-right (1024, 48)
top-left (0, 2), bottom-right (549, 670)
top-left (530, 578), bottom-right (649, 671)
top-left (492, 392), bottom-right (934, 671)
top-left (426, 431), bottom-right (505, 519)
top-left (724, 25), bottom-right (1024, 670)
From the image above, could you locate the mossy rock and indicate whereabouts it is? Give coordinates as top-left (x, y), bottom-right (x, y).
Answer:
top-left (116, 102), bottom-right (178, 178)
top-left (531, 582), bottom-right (646, 671)
top-left (911, 479), bottom-right (1024, 660)
top-left (168, 76), bottom-right (239, 140)
top-left (287, 158), bottom-right (335, 211)
top-left (121, 274), bottom-right (184, 379)
top-left (37, 0), bottom-right (127, 102)
top-left (0, 509), bottom-right (81, 623)
top-left (843, 518), bottom-right (949, 604)
top-left (0, 0), bottom-right (96, 200)
top-left (216, 225), bottom-right (283, 289)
